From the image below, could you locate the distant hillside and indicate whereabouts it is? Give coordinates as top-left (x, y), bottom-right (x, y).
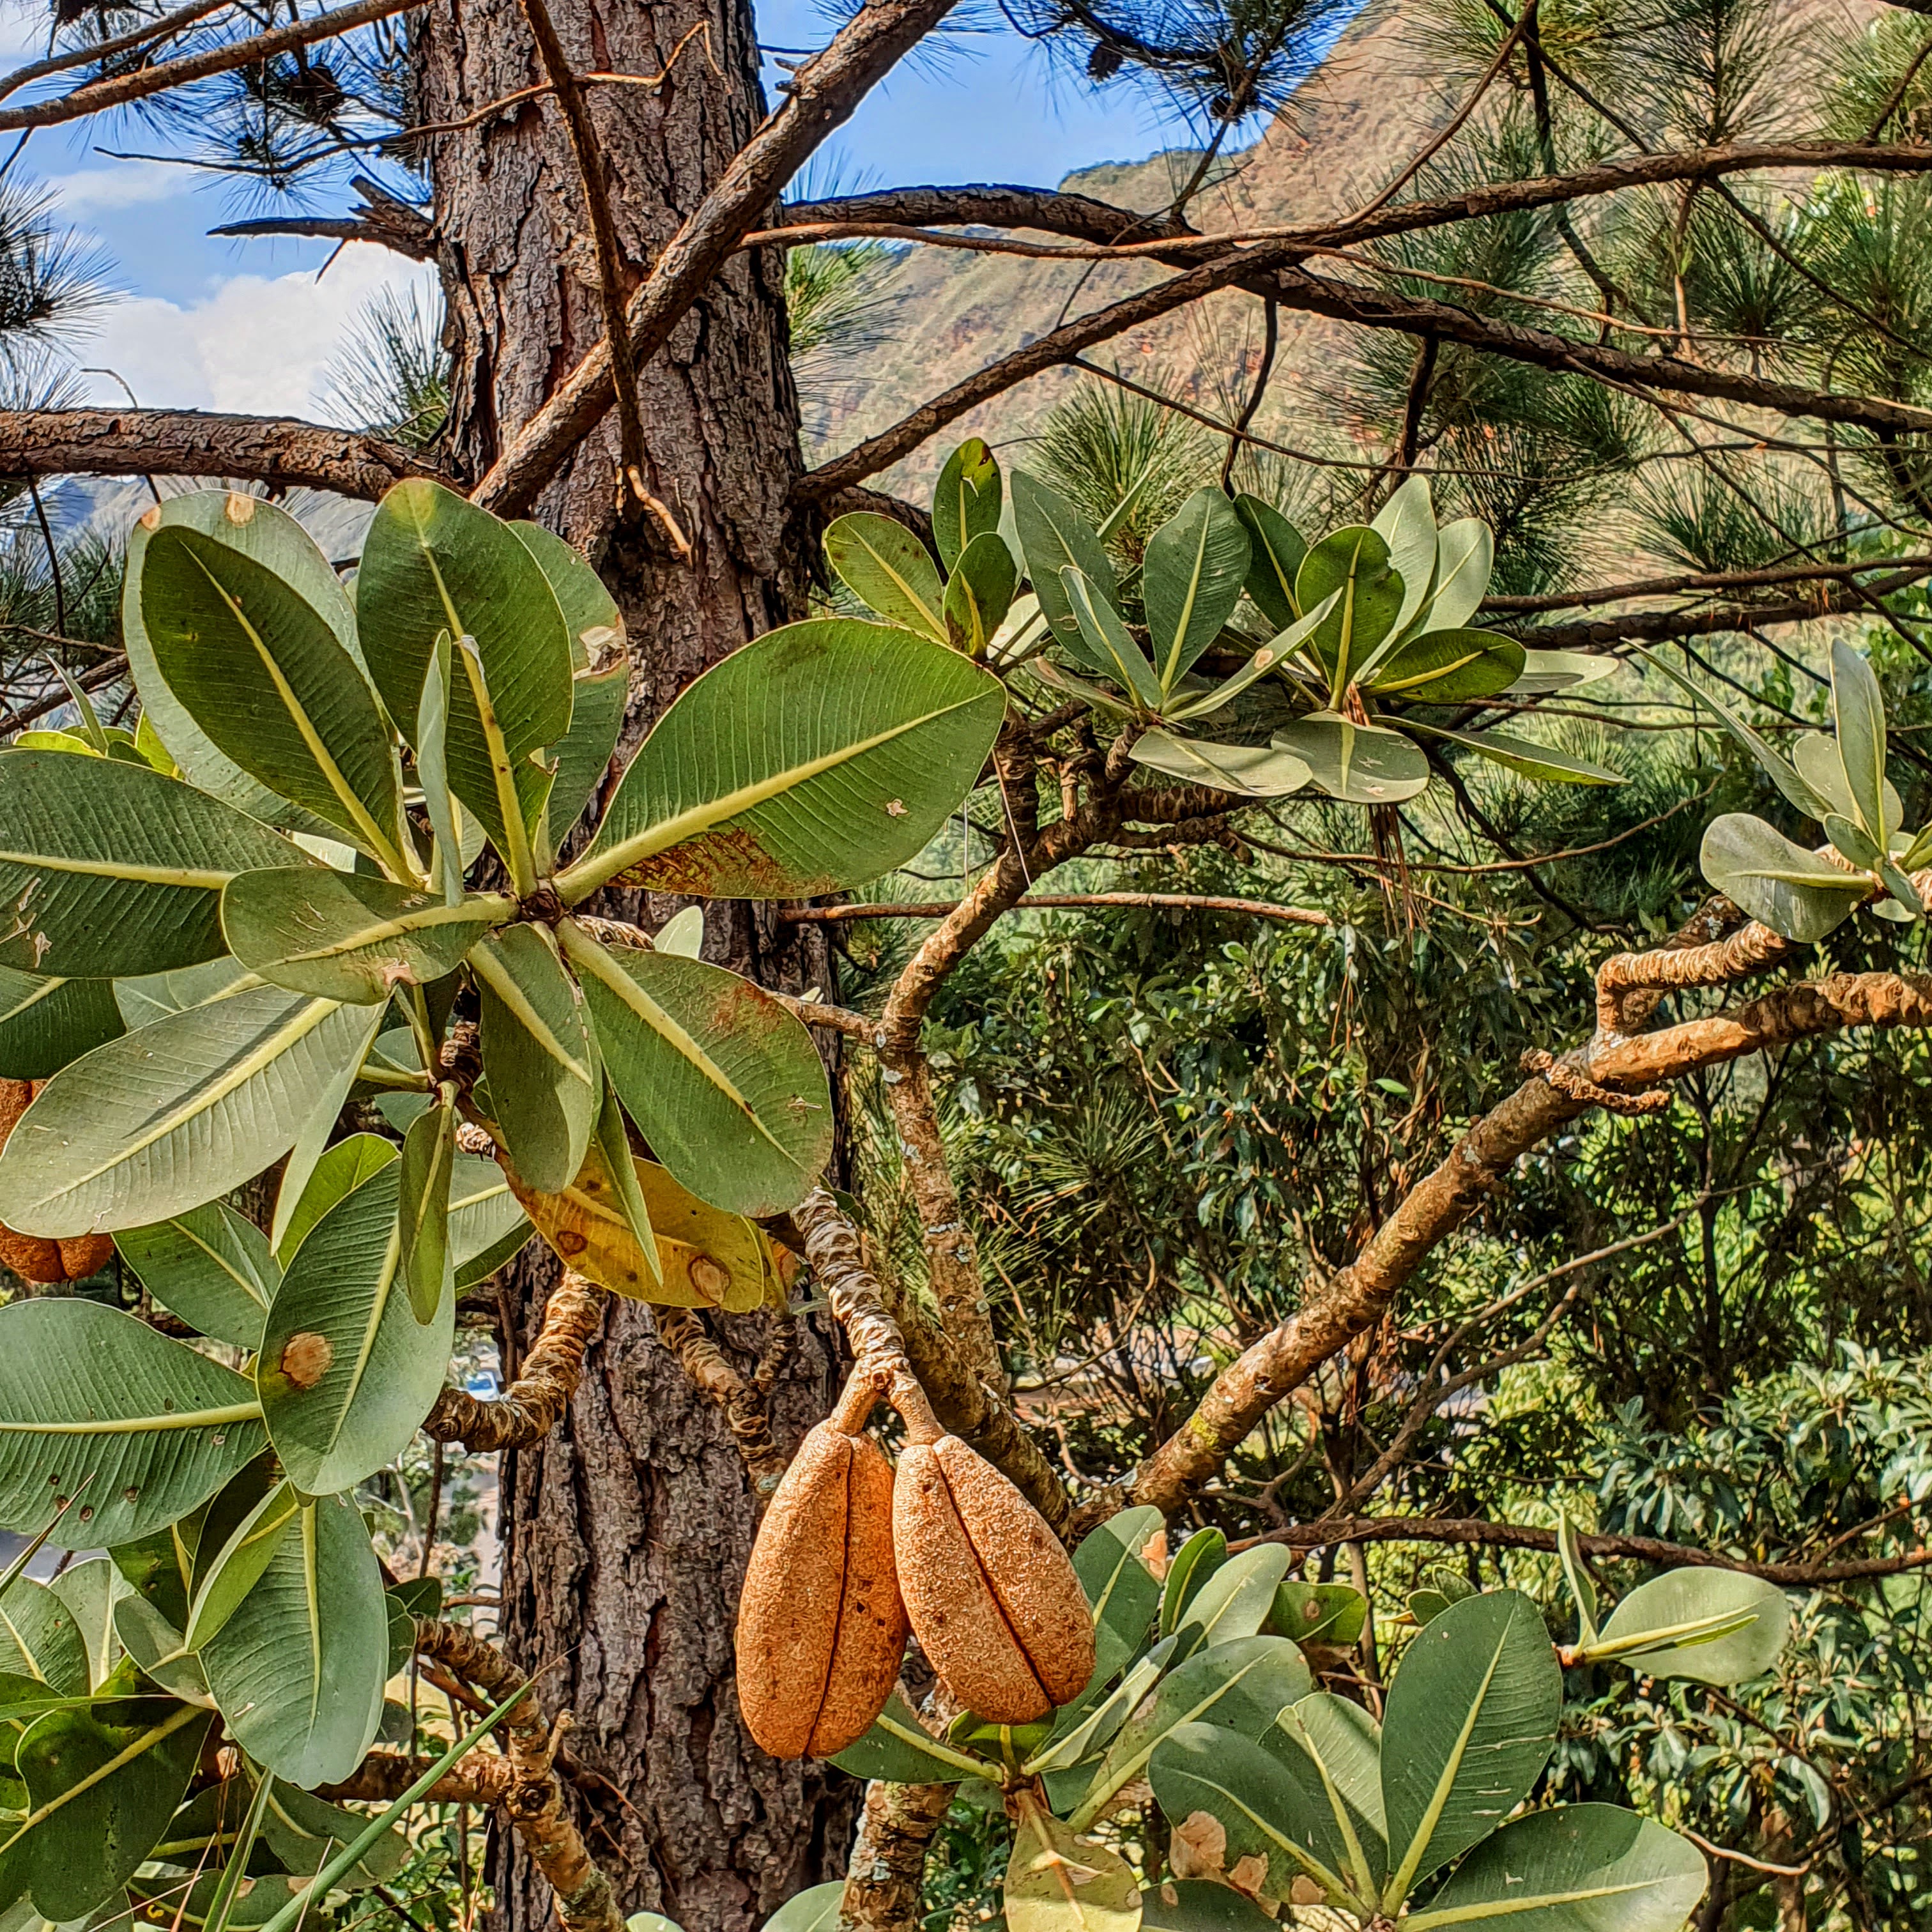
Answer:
top-left (809, 0), bottom-right (1452, 498)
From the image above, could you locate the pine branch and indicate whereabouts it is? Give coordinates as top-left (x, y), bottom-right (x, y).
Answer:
top-left (1507, 567), bottom-right (1932, 648)
top-left (210, 176), bottom-right (434, 260)
top-left (470, 0), bottom-right (969, 515)
top-left (0, 407), bottom-right (450, 496)
top-left (0, 0), bottom-right (415, 132)
top-left (1483, 556), bottom-right (1932, 613)
top-left (779, 892), bottom-right (1330, 925)
top-left (0, 0), bottom-right (234, 104)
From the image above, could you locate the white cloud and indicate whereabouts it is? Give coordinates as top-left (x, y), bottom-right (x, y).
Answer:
top-left (43, 161), bottom-right (187, 215)
top-left (75, 243), bottom-right (434, 418)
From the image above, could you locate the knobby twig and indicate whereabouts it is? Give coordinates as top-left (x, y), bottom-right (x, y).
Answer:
top-left (650, 1306), bottom-right (790, 1494)
top-left (422, 1271), bottom-right (603, 1451)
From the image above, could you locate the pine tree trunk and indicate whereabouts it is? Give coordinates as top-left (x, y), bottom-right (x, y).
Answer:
top-left (412, 0), bottom-right (859, 1920)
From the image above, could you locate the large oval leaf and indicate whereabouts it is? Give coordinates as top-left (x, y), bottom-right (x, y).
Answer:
top-left (1234, 495), bottom-right (1307, 631)
top-left (122, 491), bottom-right (359, 830)
top-left (1005, 1803), bottom-right (1143, 1932)
top-left (1130, 731), bottom-right (1311, 799)
top-left (1295, 528), bottom-right (1404, 691)
top-left (564, 620), bottom-right (1004, 902)
top-left (223, 870), bottom-right (510, 1004)
top-left (0, 1579), bottom-right (89, 1697)
top-left (1013, 470), bottom-right (1119, 666)
top-left (0, 984), bottom-right (375, 1236)
top-left (0, 1302), bottom-right (264, 1547)
top-left (448, 1151), bottom-right (532, 1289)
top-left (1269, 714), bottom-right (1430, 804)
top-left (201, 1489), bottom-right (385, 1787)
top-left (825, 512), bottom-right (949, 642)
top-left (1406, 1804), bottom-right (1707, 1932)
top-left (0, 1698), bottom-right (208, 1919)
top-left (560, 924), bottom-right (831, 1216)
top-left (1590, 1568), bottom-right (1789, 1685)
top-left (257, 1162), bottom-right (454, 1495)
top-left (356, 479), bottom-right (573, 859)
top-left (474, 923), bottom-right (597, 1196)
top-left (1370, 477), bottom-right (1439, 648)
top-left (138, 527), bottom-right (406, 869)
top-left (0, 751), bottom-right (309, 979)
top-left (933, 438), bottom-right (1003, 573)
top-left (0, 971), bottom-right (123, 1081)
top-left (1367, 629), bottom-right (1524, 703)
top-left (1144, 489), bottom-right (1250, 687)
top-left (1406, 721), bottom-right (1621, 786)
top-left (1381, 1590), bottom-right (1562, 1904)
top-left (1699, 815), bottom-right (1868, 943)
top-left (116, 1200), bottom-right (280, 1348)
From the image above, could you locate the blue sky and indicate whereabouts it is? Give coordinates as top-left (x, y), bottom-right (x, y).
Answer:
top-left (0, 0), bottom-right (1234, 417)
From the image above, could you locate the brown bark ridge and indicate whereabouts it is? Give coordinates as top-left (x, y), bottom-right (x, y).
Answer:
top-left (0, 408), bottom-right (447, 496)
top-left (413, 0), bottom-right (852, 1913)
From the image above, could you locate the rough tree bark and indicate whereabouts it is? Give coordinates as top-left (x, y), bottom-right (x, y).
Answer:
top-left (411, 0), bottom-right (856, 1919)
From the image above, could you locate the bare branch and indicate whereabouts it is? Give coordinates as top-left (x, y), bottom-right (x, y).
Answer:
top-left (0, 0), bottom-right (233, 103)
top-left (210, 174), bottom-right (434, 260)
top-left (0, 408), bottom-right (451, 498)
top-left (1485, 556), bottom-right (1932, 614)
top-left (781, 892), bottom-right (1331, 925)
top-left (471, 0), bottom-right (969, 515)
top-left (0, 0), bottom-right (415, 132)
top-left (1507, 568), bottom-right (1932, 648)
top-left (423, 1271), bottom-right (602, 1452)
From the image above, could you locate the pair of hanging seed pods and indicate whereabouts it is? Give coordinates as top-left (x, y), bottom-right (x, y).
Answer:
top-left (0, 1081), bottom-right (113, 1285)
top-left (735, 1372), bottom-right (1096, 1760)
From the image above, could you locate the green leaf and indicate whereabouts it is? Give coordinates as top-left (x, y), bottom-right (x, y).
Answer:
top-left (399, 1095), bottom-right (457, 1324)
top-left (115, 1203), bottom-right (280, 1349)
top-left (566, 620), bottom-right (1003, 903)
top-left (1825, 812), bottom-right (1924, 916)
top-left (113, 957), bottom-right (252, 1032)
top-left (825, 514), bottom-right (949, 643)
top-left (1699, 815), bottom-right (1867, 942)
top-left (1296, 527), bottom-right (1404, 696)
top-left (1583, 1568), bottom-right (1788, 1685)
top-left (121, 491), bottom-right (360, 832)
top-left (256, 1773), bottom-right (408, 1890)
top-left (829, 1690), bottom-right (987, 1783)
top-left (594, 1078), bottom-right (661, 1285)
top-left (1174, 1548), bottom-right (1292, 1653)
top-left (183, 1480), bottom-right (300, 1655)
top-left (0, 972), bottom-right (121, 1082)
top-left (1068, 1633), bottom-right (1310, 1832)
top-left (0, 983), bottom-right (376, 1236)
top-left (1506, 649), bottom-right (1618, 698)
top-left (510, 519), bottom-right (624, 669)
top-left (1831, 640), bottom-right (1890, 840)
top-left (1233, 496), bottom-right (1305, 631)
top-left (944, 533), bottom-right (1020, 658)
top-left (1270, 713), bottom-right (1430, 804)
top-left (762, 1883), bottom-right (845, 1932)
top-left (138, 526), bottom-right (408, 871)
top-left (1398, 518), bottom-right (1491, 643)
top-left (1269, 1583), bottom-right (1366, 1647)
top-left (1031, 1637), bottom-right (1177, 1779)
top-left (1129, 731), bottom-right (1311, 798)
top-left (1144, 489), bottom-right (1251, 687)
top-left (1161, 1530), bottom-right (1228, 1640)
top-left (1064, 568), bottom-right (1162, 708)
top-left (1557, 1517), bottom-right (1599, 1647)
top-left (1367, 629), bottom-right (1524, 703)
top-left (356, 479), bottom-right (573, 883)
top-left (475, 923), bottom-right (599, 1195)
top-left (654, 906), bottom-right (705, 957)
top-left (0, 1698), bottom-right (208, 1918)
top-left (1278, 1691), bottom-right (1387, 1894)
top-left (1793, 733), bottom-right (1903, 838)
top-left (1406, 1804), bottom-right (1708, 1932)
top-left (201, 1490), bottom-right (385, 1786)
top-left (1149, 1721), bottom-right (1354, 1906)
top-left (1404, 721), bottom-right (1622, 786)
top-left (197, 1758), bottom-right (273, 1932)
top-left (0, 1302), bottom-right (264, 1547)
top-left (418, 627), bottom-right (464, 903)
top-left (257, 1161), bottom-right (454, 1495)
top-left (274, 1131), bottom-right (399, 1268)
top-left (1141, 1880), bottom-right (1277, 1932)
top-left (543, 659), bottom-right (629, 861)
top-left (1636, 650), bottom-right (1829, 820)
top-left (1370, 477), bottom-right (1439, 648)
top-left (933, 440), bottom-right (1004, 572)
top-left (0, 1580), bottom-right (89, 1698)
top-left (111, 1592), bottom-right (208, 1705)
top-left (1380, 1590), bottom-right (1562, 1906)
top-left (448, 1151), bottom-right (533, 1289)
top-left (49, 1561), bottom-right (120, 1692)
top-left (1013, 471), bottom-right (1119, 666)
top-left (268, 1002), bottom-right (388, 1254)
top-left (224, 870), bottom-right (508, 1006)
top-left (1005, 1803), bottom-right (1142, 1932)
top-left (0, 751), bottom-right (309, 979)
top-left (1073, 1505), bottom-right (1163, 1685)
top-left (560, 923), bottom-right (832, 1217)
top-left (1163, 592), bottom-right (1340, 723)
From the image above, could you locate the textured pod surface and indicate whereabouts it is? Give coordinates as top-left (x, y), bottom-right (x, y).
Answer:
top-left (895, 1436), bottom-right (1096, 1723)
top-left (0, 1080), bottom-right (61, 1282)
top-left (735, 1418), bottom-right (908, 1759)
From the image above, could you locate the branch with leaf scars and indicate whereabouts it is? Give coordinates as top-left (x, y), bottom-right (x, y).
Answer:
top-left (470, 0), bottom-right (969, 514)
top-left (413, 1621), bottom-right (622, 1932)
top-left (424, 1270), bottom-right (602, 1451)
top-left (649, 1305), bottom-right (790, 1496)
top-left (0, 0), bottom-right (415, 131)
top-left (210, 174), bottom-right (434, 259)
